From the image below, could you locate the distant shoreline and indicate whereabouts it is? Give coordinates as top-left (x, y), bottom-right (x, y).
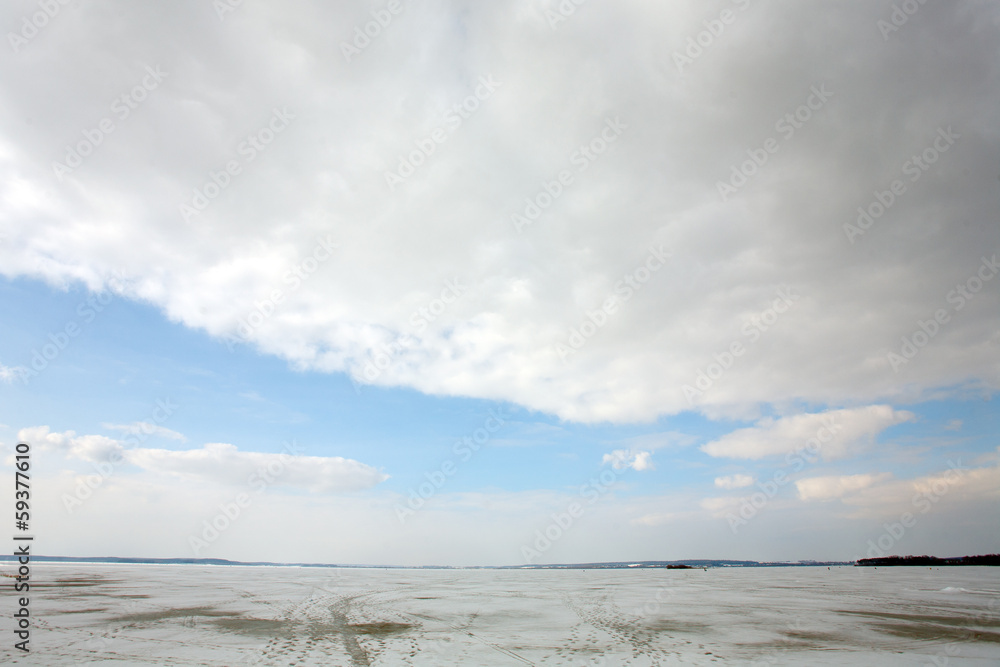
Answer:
top-left (3, 554), bottom-right (997, 569)
top-left (856, 554), bottom-right (999, 567)
top-left (0, 555), bottom-right (847, 569)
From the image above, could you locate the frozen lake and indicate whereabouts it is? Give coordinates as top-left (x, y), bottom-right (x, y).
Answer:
top-left (2, 563), bottom-right (999, 665)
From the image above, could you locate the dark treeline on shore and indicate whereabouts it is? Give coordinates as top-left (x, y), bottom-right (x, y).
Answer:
top-left (856, 554), bottom-right (1000, 567)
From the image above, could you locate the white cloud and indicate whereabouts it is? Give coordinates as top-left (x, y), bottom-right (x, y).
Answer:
top-left (16, 427), bottom-right (386, 493)
top-left (0, 363), bottom-right (25, 383)
top-left (0, 3), bottom-right (995, 423)
top-left (127, 442), bottom-right (387, 493)
top-left (18, 425), bottom-right (72, 450)
top-left (102, 421), bottom-right (188, 441)
top-left (714, 474), bottom-right (755, 490)
top-left (16, 426), bottom-right (126, 463)
top-left (943, 419), bottom-right (963, 431)
top-left (603, 449), bottom-right (654, 471)
top-left (815, 461), bottom-right (999, 519)
top-left (700, 406), bottom-right (914, 460)
top-left (795, 473), bottom-right (893, 502)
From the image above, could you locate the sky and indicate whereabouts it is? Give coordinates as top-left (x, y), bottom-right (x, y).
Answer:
top-left (0, 0), bottom-right (998, 567)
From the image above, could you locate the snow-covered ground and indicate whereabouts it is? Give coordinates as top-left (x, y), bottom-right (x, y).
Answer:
top-left (2, 563), bottom-right (998, 665)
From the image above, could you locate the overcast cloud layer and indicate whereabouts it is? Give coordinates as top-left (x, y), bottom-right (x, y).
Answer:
top-left (2, 0), bottom-right (997, 423)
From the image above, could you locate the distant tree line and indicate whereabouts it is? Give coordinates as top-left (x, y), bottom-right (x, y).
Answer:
top-left (856, 554), bottom-right (1000, 566)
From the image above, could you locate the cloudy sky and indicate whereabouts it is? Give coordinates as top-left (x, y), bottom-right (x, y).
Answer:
top-left (0, 0), bottom-right (997, 566)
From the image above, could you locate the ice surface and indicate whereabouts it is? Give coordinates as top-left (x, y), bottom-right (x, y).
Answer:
top-left (2, 563), bottom-right (999, 665)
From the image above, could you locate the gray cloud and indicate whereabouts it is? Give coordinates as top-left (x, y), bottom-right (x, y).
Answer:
top-left (1, 0), bottom-right (997, 422)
